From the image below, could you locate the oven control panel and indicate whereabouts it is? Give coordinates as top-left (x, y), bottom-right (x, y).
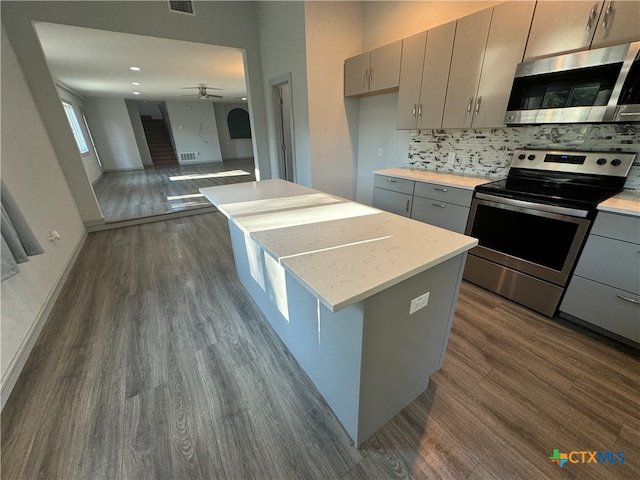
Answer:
top-left (510, 149), bottom-right (636, 177)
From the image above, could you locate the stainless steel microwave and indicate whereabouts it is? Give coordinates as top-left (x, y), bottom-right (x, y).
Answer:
top-left (505, 41), bottom-right (640, 124)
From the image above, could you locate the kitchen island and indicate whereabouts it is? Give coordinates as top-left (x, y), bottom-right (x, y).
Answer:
top-left (200, 179), bottom-right (477, 446)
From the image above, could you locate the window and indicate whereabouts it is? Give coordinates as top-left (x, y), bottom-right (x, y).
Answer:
top-left (227, 108), bottom-right (251, 139)
top-left (62, 101), bottom-right (89, 154)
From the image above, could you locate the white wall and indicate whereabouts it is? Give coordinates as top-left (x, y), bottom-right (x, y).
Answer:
top-left (166, 100), bottom-right (223, 164)
top-left (84, 97), bottom-right (144, 171)
top-left (356, 94), bottom-right (411, 205)
top-left (214, 103), bottom-right (254, 160)
top-left (304, 1), bottom-right (364, 200)
top-left (55, 85), bottom-right (103, 184)
top-left (1, 27), bottom-right (87, 407)
top-left (126, 100), bottom-right (153, 167)
top-left (256, 1), bottom-right (311, 185)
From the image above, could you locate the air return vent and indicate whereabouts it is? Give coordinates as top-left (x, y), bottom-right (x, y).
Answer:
top-left (168, 1), bottom-right (195, 15)
top-left (180, 152), bottom-right (197, 162)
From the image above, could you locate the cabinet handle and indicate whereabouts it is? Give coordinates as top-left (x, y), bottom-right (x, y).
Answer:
top-left (619, 112), bottom-right (640, 116)
top-left (364, 69), bottom-right (369, 89)
top-left (412, 104), bottom-right (417, 117)
top-left (474, 96), bottom-right (482, 115)
top-left (434, 187), bottom-right (448, 192)
top-left (369, 67), bottom-right (373, 86)
top-left (602, 1), bottom-right (612, 28)
top-left (431, 203), bottom-right (446, 208)
top-left (406, 199), bottom-right (411, 212)
top-left (617, 294), bottom-right (640, 305)
top-left (417, 104), bottom-right (423, 118)
top-left (586, 3), bottom-right (597, 31)
top-left (466, 97), bottom-right (474, 116)
top-left (386, 179), bottom-right (398, 183)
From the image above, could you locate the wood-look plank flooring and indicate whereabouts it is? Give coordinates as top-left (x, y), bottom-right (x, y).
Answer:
top-left (2, 213), bottom-right (639, 479)
top-left (92, 158), bottom-right (256, 222)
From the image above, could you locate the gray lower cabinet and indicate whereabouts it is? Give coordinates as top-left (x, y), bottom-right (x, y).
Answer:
top-left (560, 211), bottom-right (640, 344)
top-left (373, 174), bottom-right (473, 233)
top-left (372, 175), bottom-right (414, 217)
top-left (410, 182), bottom-right (473, 234)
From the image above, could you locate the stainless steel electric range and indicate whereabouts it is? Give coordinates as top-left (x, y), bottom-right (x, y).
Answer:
top-left (463, 148), bottom-right (637, 317)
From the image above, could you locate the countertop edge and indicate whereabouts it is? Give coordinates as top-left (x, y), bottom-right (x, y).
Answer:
top-left (374, 168), bottom-right (498, 190)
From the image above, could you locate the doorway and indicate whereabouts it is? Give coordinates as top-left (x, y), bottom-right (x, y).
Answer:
top-left (271, 74), bottom-right (295, 182)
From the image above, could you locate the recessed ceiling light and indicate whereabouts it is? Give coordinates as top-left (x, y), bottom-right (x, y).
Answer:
top-left (133, 91), bottom-right (140, 95)
top-left (129, 66), bottom-right (141, 71)
top-left (132, 82), bottom-right (140, 86)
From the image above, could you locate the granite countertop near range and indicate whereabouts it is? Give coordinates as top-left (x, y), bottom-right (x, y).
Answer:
top-left (374, 167), bottom-right (500, 190)
top-left (200, 179), bottom-right (477, 312)
top-left (598, 191), bottom-right (640, 217)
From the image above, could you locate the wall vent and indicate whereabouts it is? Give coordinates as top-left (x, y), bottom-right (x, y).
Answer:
top-left (168, 1), bottom-right (195, 15)
top-left (179, 152), bottom-right (198, 162)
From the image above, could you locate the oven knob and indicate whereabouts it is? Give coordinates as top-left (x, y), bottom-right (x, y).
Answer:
top-left (518, 154), bottom-right (526, 160)
top-left (528, 154), bottom-right (536, 160)
top-left (611, 159), bottom-right (622, 167)
top-left (596, 158), bottom-right (607, 165)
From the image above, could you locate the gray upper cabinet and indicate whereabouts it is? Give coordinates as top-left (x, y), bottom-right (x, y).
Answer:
top-left (344, 41), bottom-right (402, 97)
top-left (396, 23), bottom-right (456, 130)
top-left (525, 1), bottom-right (605, 60)
top-left (590, 1), bottom-right (640, 49)
top-left (442, 2), bottom-right (534, 129)
top-left (525, 1), bottom-right (639, 60)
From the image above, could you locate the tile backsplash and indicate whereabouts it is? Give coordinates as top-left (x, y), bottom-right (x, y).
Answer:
top-left (408, 124), bottom-right (640, 190)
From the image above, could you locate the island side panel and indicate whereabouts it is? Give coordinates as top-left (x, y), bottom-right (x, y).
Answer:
top-left (227, 219), bottom-right (365, 443)
top-left (356, 254), bottom-right (465, 446)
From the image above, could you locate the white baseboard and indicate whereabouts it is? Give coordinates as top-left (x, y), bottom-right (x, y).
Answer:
top-left (1, 229), bottom-right (88, 411)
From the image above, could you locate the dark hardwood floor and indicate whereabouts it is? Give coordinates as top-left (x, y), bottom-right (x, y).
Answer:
top-left (2, 212), bottom-right (639, 479)
top-left (92, 158), bottom-right (256, 222)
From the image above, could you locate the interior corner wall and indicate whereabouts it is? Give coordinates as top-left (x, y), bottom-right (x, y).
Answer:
top-left (213, 103), bottom-right (254, 161)
top-left (126, 100), bottom-right (153, 167)
top-left (165, 100), bottom-right (223, 164)
top-left (84, 97), bottom-right (145, 171)
top-left (256, 1), bottom-right (311, 186)
top-left (55, 86), bottom-right (104, 184)
top-left (1, 26), bottom-right (86, 408)
top-left (304, 1), bottom-right (364, 200)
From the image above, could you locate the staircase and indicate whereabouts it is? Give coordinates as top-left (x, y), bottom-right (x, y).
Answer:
top-left (141, 116), bottom-right (177, 165)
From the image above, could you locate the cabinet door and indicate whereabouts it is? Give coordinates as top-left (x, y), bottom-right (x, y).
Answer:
top-left (591, 1), bottom-right (640, 49)
top-left (369, 40), bottom-right (402, 93)
top-left (524, 1), bottom-right (604, 60)
top-left (344, 52), bottom-right (370, 97)
top-left (441, 9), bottom-right (492, 129)
top-left (418, 21), bottom-right (456, 130)
top-left (472, 2), bottom-right (535, 128)
top-left (396, 32), bottom-right (426, 130)
top-left (410, 197), bottom-right (470, 234)
top-left (372, 188), bottom-right (413, 217)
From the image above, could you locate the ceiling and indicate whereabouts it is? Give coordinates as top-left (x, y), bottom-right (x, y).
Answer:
top-left (34, 22), bottom-right (248, 103)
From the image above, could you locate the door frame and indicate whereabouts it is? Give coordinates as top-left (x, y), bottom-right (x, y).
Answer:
top-left (269, 73), bottom-right (296, 182)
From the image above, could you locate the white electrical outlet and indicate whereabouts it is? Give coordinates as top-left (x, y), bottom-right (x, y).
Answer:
top-left (409, 292), bottom-right (430, 314)
top-left (448, 152), bottom-right (456, 165)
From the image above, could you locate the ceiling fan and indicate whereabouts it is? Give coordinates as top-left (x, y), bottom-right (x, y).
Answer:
top-left (182, 85), bottom-right (223, 99)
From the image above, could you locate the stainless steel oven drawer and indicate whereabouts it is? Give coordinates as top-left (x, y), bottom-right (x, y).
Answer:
top-left (413, 182), bottom-right (473, 207)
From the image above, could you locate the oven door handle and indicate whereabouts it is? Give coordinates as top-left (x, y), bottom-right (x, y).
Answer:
top-left (474, 193), bottom-right (590, 218)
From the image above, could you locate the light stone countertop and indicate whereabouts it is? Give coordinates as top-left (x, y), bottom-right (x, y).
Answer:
top-left (374, 167), bottom-right (498, 190)
top-left (598, 191), bottom-right (640, 217)
top-left (201, 179), bottom-right (478, 312)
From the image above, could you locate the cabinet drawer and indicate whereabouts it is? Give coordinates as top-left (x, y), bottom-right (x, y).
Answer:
top-left (372, 187), bottom-right (413, 217)
top-left (591, 211), bottom-right (640, 244)
top-left (575, 235), bottom-right (640, 294)
top-left (410, 196), bottom-right (470, 234)
top-left (413, 181), bottom-right (473, 207)
top-left (373, 175), bottom-right (415, 195)
top-left (561, 275), bottom-right (640, 343)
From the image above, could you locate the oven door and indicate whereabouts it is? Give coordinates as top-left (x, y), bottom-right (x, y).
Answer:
top-left (465, 193), bottom-right (591, 286)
